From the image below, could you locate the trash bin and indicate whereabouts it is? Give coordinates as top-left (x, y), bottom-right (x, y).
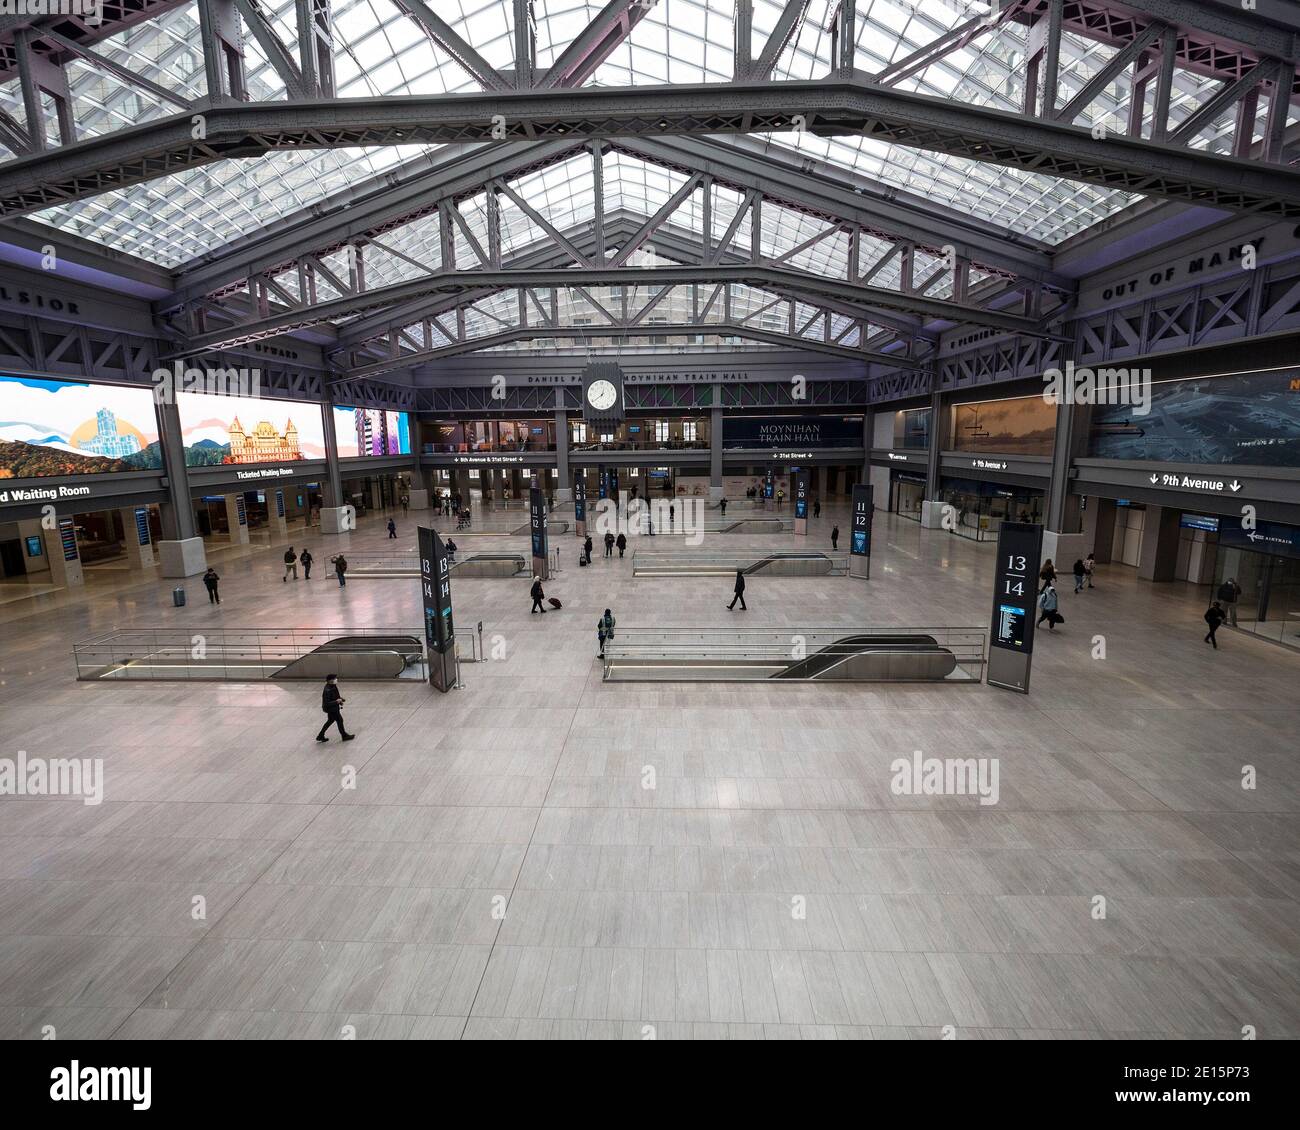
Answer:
top-left (172, 586), bottom-right (186, 607)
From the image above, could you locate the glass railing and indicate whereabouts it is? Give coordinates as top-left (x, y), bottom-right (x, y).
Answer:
top-left (570, 439), bottom-right (710, 452)
top-left (73, 627), bottom-right (429, 682)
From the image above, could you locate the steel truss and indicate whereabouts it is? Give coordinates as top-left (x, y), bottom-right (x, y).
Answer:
top-left (157, 138), bottom-right (1068, 365)
top-left (1, 77), bottom-right (1295, 220)
top-left (412, 378), bottom-right (869, 415)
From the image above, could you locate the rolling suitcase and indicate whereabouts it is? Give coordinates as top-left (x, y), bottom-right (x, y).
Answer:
top-left (548, 597), bottom-right (562, 609)
top-left (172, 586), bottom-right (186, 607)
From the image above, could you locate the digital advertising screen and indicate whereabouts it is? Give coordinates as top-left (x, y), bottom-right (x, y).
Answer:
top-left (332, 406), bottom-right (411, 458)
top-left (0, 373), bottom-right (163, 478)
top-left (177, 391), bottom-right (326, 467)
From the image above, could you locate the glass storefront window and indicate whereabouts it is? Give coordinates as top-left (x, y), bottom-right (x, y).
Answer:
top-left (1213, 544), bottom-right (1300, 647)
top-left (939, 477), bottom-right (1045, 541)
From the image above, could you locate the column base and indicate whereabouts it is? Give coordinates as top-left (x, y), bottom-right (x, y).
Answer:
top-left (1041, 530), bottom-right (1089, 567)
top-left (319, 506), bottom-right (355, 535)
top-left (919, 500), bottom-right (947, 529)
top-left (709, 485), bottom-right (724, 502)
top-left (158, 537), bottom-right (207, 578)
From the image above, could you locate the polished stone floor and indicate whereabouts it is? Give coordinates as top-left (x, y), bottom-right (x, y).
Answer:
top-left (0, 496), bottom-right (1296, 1040)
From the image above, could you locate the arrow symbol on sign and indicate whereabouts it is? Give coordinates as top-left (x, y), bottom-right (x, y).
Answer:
top-left (1229, 480), bottom-right (1241, 491)
top-left (1149, 474), bottom-right (1158, 484)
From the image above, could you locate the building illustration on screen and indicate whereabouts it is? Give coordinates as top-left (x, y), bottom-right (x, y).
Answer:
top-left (0, 375), bottom-right (163, 479)
top-left (353, 409), bottom-right (402, 456)
top-left (78, 408), bottom-right (143, 459)
top-left (224, 417), bottom-right (303, 463)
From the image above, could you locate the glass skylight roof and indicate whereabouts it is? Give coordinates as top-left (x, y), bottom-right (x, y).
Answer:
top-left (0, 0), bottom-right (1276, 270)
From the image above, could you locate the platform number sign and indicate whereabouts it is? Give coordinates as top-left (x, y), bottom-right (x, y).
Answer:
top-left (574, 475), bottom-right (586, 524)
top-left (991, 523), bottom-right (1042, 655)
top-left (850, 484), bottom-right (872, 557)
top-left (418, 525), bottom-right (455, 693)
top-left (988, 521), bottom-right (1044, 694)
top-left (794, 471), bottom-right (808, 520)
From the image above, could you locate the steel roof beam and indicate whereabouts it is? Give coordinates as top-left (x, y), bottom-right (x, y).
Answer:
top-left (1, 78), bottom-right (1296, 219)
top-left (169, 263), bottom-right (1052, 356)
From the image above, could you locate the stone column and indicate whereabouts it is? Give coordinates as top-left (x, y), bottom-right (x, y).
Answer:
top-left (118, 507), bottom-right (156, 569)
top-left (154, 395), bottom-right (207, 577)
top-left (1138, 505), bottom-right (1182, 582)
top-left (44, 518), bottom-right (84, 588)
top-left (554, 403), bottom-right (572, 503)
top-left (224, 494), bottom-right (250, 544)
top-left (709, 405), bottom-right (723, 500)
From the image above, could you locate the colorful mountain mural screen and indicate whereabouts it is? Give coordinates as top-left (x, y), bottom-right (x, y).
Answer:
top-left (0, 374), bottom-right (163, 479)
top-left (177, 392), bottom-right (327, 467)
top-left (332, 407), bottom-right (411, 458)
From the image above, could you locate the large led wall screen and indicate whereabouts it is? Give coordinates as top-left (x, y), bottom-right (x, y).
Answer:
top-left (332, 407), bottom-right (411, 458)
top-left (950, 396), bottom-right (1056, 456)
top-left (1088, 370), bottom-right (1300, 467)
top-left (177, 391), bottom-right (326, 467)
top-left (0, 374), bottom-right (163, 478)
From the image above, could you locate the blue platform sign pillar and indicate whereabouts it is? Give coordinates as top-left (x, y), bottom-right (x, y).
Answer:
top-left (530, 485), bottom-right (550, 580)
top-left (419, 524), bottom-right (457, 693)
top-left (849, 483), bottom-right (872, 579)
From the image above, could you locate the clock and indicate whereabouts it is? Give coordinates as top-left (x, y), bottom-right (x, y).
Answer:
top-left (587, 379), bottom-right (618, 411)
top-left (581, 362), bottom-right (624, 425)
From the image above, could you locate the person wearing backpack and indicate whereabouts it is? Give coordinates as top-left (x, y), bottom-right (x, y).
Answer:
top-left (1037, 581), bottom-right (1060, 630)
top-left (283, 546), bottom-right (298, 581)
top-left (1217, 577), bottom-right (1242, 626)
top-left (333, 554), bottom-right (348, 587)
top-left (1204, 601), bottom-right (1226, 648)
top-left (600, 608), bottom-right (615, 641)
top-left (299, 548), bottom-right (313, 580)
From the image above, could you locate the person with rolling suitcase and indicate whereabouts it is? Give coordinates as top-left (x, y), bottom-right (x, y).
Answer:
top-left (531, 575), bottom-right (547, 614)
top-left (1037, 581), bottom-right (1061, 631)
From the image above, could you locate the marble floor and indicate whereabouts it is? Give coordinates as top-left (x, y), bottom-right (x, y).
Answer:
top-left (0, 498), bottom-right (1296, 1040)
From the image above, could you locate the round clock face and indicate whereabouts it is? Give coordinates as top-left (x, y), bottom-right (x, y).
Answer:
top-left (586, 379), bottom-right (618, 411)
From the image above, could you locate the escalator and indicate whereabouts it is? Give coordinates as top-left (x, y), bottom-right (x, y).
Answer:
top-left (775, 634), bottom-right (956, 680)
top-left (743, 553), bottom-right (834, 576)
top-left (271, 635), bottom-right (426, 679)
top-left (603, 632), bottom-right (962, 682)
